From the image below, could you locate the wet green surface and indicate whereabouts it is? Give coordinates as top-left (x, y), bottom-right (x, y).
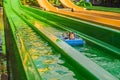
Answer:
top-left (4, 0), bottom-right (120, 79)
top-left (4, 0), bottom-right (87, 79)
top-left (74, 46), bottom-right (120, 79)
top-left (22, 6), bottom-right (120, 50)
top-left (14, 17), bottom-right (86, 80)
top-left (44, 26), bottom-right (120, 79)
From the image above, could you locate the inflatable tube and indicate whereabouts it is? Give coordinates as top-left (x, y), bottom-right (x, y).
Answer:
top-left (65, 39), bottom-right (84, 46)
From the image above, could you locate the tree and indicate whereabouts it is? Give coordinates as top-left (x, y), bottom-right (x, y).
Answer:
top-left (76, 0), bottom-right (92, 7)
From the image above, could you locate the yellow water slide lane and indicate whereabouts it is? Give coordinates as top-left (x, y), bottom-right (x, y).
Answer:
top-left (87, 10), bottom-right (120, 17)
top-left (59, 0), bottom-right (84, 11)
top-left (36, 0), bottom-right (58, 11)
top-left (78, 11), bottom-right (120, 20)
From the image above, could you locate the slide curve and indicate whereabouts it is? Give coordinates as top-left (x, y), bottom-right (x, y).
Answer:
top-left (36, 0), bottom-right (58, 11)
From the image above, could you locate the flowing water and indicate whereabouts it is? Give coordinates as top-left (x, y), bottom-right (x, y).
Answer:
top-left (43, 26), bottom-right (120, 79)
top-left (15, 18), bottom-right (86, 80)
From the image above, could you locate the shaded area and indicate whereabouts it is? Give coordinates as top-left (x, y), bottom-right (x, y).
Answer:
top-left (3, 10), bottom-right (27, 80)
top-left (0, 54), bottom-right (8, 80)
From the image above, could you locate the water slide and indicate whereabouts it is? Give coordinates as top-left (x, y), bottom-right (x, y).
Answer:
top-left (59, 0), bottom-right (120, 18)
top-left (59, 11), bottom-right (120, 28)
top-left (36, 0), bottom-right (120, 29)
top-left (59, 0), bottom-right (84, 11)
top-left (4, 0), bottom-right (120, 79)
top-left (36, 0), bottom-right (58, 11)
top-left (4, 0), bottom-right (117, 80)
top-left (58, 0), bottom-right (120, 27)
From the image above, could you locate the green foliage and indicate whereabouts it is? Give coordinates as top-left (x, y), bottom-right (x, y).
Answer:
top-left (48, 0), bottom-right (54, 4)
top-left (76, 0), bottom-right (92, 7)
top-left (48, 0), bottom-right (61, 6)
top-left (54, 0), bottom-right (61, 6)
top-left (21, 0), bottom-right (39, 7)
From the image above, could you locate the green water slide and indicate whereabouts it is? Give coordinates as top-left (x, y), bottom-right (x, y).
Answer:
top-left (19, 0), bottom-right (120, 79)
top-left (3, 0), bottom-right (120, 80)
top-left (4, 1), bottom-right (42, 80)
top-left (3, 0), bottom-right (86, 80)
top-left (3, 0), bottom-right (98, 80)
top-left (18, 5), bottom-right (120, 79)
top-left (22, 4), bottom-right (120, 56)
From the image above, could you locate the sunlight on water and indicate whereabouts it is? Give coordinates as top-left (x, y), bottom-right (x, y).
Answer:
top-left (74, 46), bottom-right (120, 79)
top-left (45, 26), bottom-right (120, 79)
top-left (17, 25), bottom-right (83, 80)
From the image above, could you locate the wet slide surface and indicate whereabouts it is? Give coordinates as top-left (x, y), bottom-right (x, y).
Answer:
top-left (3, 0), bottom-right (90, 80)
top-left (4, 0), bottom-right (120, 79)
top-left (37, 0), bottom-right (120, 29)
top-left (20, 6), bottom-right (120, 79)
top-left (14, 17), bottom-right (84, 80)
top-left (42, 25), bottom-right (120, 79)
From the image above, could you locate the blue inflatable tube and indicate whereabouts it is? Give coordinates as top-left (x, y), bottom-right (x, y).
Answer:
top-left (65, 39), bottom-right (84, 46)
